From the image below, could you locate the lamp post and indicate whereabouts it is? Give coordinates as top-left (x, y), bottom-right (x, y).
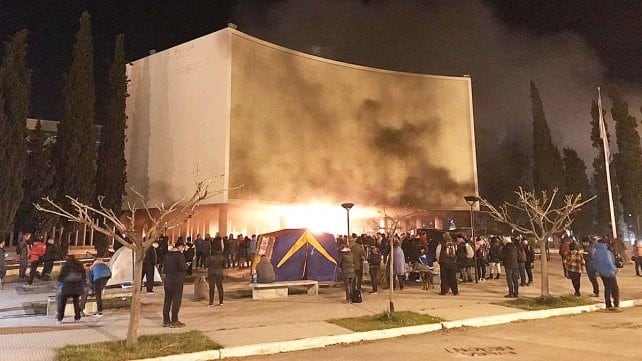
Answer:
top-left (341, 203), bottom-right (354, 237)
top-left (464, 195), bottom-right (480, 284)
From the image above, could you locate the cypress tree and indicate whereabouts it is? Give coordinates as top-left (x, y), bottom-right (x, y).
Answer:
top-left (15, 120), bottom-right (56, 234)
top-left (530, 80), bottom-right (565, 198)
top-left (608, 87), bottom-right (642, 233)
top-left (94, 34), bottom-right (128, 256)
top-left (0, 29), bottom-right (31, 239)
top-left (562, 147), bottom-right (593, 236)
top-left (53, 12), bottom-right (97, 252)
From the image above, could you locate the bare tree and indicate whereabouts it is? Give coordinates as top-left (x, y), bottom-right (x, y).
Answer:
top-left (36, 177), bottom-right (227, 347)
top-left (480, 187), bottom-right (594, 296)
top-left (379, 207), bottom-right (419, 314)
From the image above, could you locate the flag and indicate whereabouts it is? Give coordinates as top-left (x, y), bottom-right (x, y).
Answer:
top-left (597, 87), bottom-right (610, 159)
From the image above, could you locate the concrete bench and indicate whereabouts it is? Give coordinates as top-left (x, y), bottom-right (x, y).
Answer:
top-left (46, 295), bottom-right (96, 317)
top-left (250, 280), bottom-right (319, 299)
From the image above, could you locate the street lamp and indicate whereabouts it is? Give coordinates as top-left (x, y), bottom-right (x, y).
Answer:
top-left (464, 195), bottom-right (480, 283)
top-left (341, 203), bottom-right (354, 237)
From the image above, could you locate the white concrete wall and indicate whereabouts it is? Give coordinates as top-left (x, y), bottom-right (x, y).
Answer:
top-left (125, 30), bottom-right (231, 207)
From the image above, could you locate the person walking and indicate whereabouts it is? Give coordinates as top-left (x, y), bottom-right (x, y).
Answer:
top-left (88, 259), bottom-right (112, 316)
top-left (57, 255), bottom-right (86, 325)
top-left (162, 240), bottom-right (188, 327)
top-left (436, 232), bottom-right (459, 295)
top-left (500, 237), bottom-right (519, 298)
top-left (367, 246), bottom-right (382, 294)
top-left (564, 242), bottom-right (585, 296)
top-left (593, 239), bottom-right (621, 311)
top-left (351, 237), bottom-right (365, 291)
top-left (143, 240), bottom-right (158, 293)
top-left (338, 243), bottom-right (355, 303)
top-left (206, 249), bottom-right (226, 306)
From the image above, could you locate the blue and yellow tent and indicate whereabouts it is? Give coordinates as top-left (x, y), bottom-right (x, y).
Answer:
top-left (255, 229), bottom-right (338, 282)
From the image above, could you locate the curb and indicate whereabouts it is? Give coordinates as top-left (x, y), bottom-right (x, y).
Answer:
top-left (134, 298), bottom-right (642, 361)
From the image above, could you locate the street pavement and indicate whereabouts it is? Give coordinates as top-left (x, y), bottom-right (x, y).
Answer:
top-left (0, 257), bottom-right (641, 361)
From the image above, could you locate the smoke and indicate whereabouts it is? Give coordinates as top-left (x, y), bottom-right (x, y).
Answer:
top-left (231, 0), bottom-right (625, 169)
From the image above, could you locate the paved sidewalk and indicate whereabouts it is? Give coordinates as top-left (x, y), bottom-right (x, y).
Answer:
top-left (1, 258), bottom-right (641, 361)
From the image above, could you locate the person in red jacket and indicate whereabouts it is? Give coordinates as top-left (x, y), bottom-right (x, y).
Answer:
top-left (27, 237), bottom-right (47, 285)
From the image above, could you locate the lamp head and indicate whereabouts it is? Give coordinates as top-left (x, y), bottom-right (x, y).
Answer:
top-left (464, 195), bottom-right (480, 206)
top-left (341, 203), bottom-right (354, 210)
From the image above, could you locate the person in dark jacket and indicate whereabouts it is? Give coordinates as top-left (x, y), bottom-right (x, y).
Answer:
top-left (516, 239), bottom-right (527, 286)
top-left (338, 244), bottom-right (355, 303)
top-left (156, 235), bottom-right (169, 273)
top-left (162, 240), bottom-right (188, 327)
top-left (42, 239), bottom-right (59, 280)
top-left (488, 237), bottom-right (502, 279)
top-left (582, 237), bottom-right (599, 297)
top-left (57, 255), bottom-right (86, 324)
top-left (351, 237), bottom-right (365, 291)
top-left (500, 237), bottom-right (519, 298)
top-left (17, 233), bottom-right (31, 281)
top-left (194, 234), bottom-right (206, 269)
top-left (184, 241), bottom-right (195, 276)
top-left (88, 259), bottom-right (112, 316)
top-left (436, 232), bottom-right (459, 295)
top-left (593, 239), bottom-right (620, 311)
top-left (523, 239), bottom-right (535, 286)
top-left (206, 249), bottom-right (226, 306)
top-left (367, 246), bottom-right (382, 294)
top-left (143, 240), bottom-right (158, 293)
top-left (0, 240), bottom-right (7, 289)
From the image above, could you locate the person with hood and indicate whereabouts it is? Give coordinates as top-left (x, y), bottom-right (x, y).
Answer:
top-left (436, 232), bottom-right (459, 295)
top-left (206, 249), bottom-right (227, 306)
top-left (88, 259), bottom-right (112, 316)
top-left (582, 237), bottom-right (600, 297)
top-left (338, 242), bottom-right (355, 303)
top-left (162, 240), bottom-right (188, 327)
top-left (564, 241), bottom-right (585, 296)
top-left (255, 254), bottom-right (276, 284)
top-left (57, 255), bottom-right (86, 324)
top-left (593, 239), bottom-right (620, 311)
top-left (500, 236), bottom-right (519, 298)
top-left (351, 236), bottom-right (365, 291)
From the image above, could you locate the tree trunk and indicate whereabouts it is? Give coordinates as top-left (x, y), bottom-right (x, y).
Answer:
top-left (539, 238), bottom-right (550, 296)
top-left (126, 245), bottom-right (145, 347)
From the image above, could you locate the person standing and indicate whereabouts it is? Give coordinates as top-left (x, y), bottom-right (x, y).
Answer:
top-left (633, 240), bottom-right (642, 277)
top-left (488, 237), bottom-right (502, 280)
top-left (500, 237), bottom-right (519, 298)
top-left (516, 239), bottom-right (527, 287)
top-left (194, 234), bottom-right (205, 269)
top-left (564, 242), bottom-right (585, 296)
top-left (593, 239), bottom-right (621, 311)
top-left (162, 240), bottom-right (188, 327)
top-left (88, 259), bottom-right (112, 316)
top-left (559, 236), bottom-right (572, 278)
top-left (247, 234), bottom-right (258, 267)
top-left (156, 235), bottom-right (169, 273)
top-left (351, 237), bottom-right (365, 291)
top-left (0, 240), bottom-right (7, 289)
top-left (184, 241), bottom-right (195, 276)
top-left (523, 239), bottom-right (535, 286)
top-left (475, 240), bottom-right (488, 281)
top-left (393, 241), bottom-right (406, 290)
top-left (367, 246), bottom-right (381, 294)
top-left (57, 255), bottom-right (86, 325)
top-left (17, 233), bottom-right (31, 281)
top-left (338, 243), bottom-right (355, 303)
top-left (436, 232), bottom-right (459, 295)
top-left (582, 237), bottom-right (600, 297)
top-left (206, 249), bottom-right (226, 306)
top-left (143, 240), bottom-right (158, 293)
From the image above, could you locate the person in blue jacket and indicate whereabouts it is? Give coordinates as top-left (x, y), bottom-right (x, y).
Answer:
top-left (88, 259), bottom-right (112, 316)
top-left (592, 238), bottom-right (620, 311)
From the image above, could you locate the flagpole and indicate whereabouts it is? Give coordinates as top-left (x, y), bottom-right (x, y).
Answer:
top-left (598, 87), bottom-right (618, 239)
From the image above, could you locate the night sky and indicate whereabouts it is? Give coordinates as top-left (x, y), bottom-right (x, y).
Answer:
top-left (1, 0), bottom-right (641, 165)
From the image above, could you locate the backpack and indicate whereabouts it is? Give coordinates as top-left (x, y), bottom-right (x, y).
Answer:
top-left (443, 242), bottom-right (456, 261)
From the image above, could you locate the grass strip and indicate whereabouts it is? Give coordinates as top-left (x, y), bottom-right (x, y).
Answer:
top-left (329, 311), bottom-right (444, 332)
top-left (56, 330), bottom-right (221, 361)
top-left (32, 296), bottom-right (132, 315)
top-left (497, 295), bottom-right (597, 311)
